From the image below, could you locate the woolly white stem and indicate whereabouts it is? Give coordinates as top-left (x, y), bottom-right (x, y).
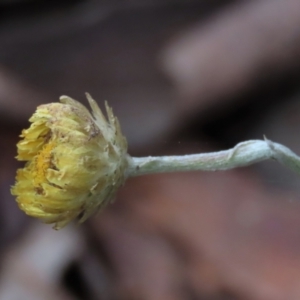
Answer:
top-left (126, 139), bottom-right (300, 177)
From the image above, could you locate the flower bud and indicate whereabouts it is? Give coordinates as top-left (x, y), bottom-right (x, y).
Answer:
top-left (11, 94), bottom-right (128, 229)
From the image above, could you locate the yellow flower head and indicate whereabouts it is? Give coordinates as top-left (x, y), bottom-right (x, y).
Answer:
top-left (11, 94), bottom-right (128, 229)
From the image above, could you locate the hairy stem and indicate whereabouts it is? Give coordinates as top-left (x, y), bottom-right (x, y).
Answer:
top-left (126, 139), bottom-right (300, 177)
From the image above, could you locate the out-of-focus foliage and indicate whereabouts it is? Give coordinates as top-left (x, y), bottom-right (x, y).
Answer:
top-left (2, 0), bottom-right (300, 299)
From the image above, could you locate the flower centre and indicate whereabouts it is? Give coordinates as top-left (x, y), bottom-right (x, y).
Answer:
top-left (33, 140), bottom-right (55, 189)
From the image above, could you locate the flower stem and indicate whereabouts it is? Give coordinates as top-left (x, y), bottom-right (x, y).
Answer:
top-left (126, 139), bottom-right (300, 177)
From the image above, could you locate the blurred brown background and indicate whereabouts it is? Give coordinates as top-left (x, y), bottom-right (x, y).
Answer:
top-left (2, 0), bottom-right (300, 299)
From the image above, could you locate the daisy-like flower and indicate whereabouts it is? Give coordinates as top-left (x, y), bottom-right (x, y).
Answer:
top-left (11, 94), bottom-right (128, 229)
